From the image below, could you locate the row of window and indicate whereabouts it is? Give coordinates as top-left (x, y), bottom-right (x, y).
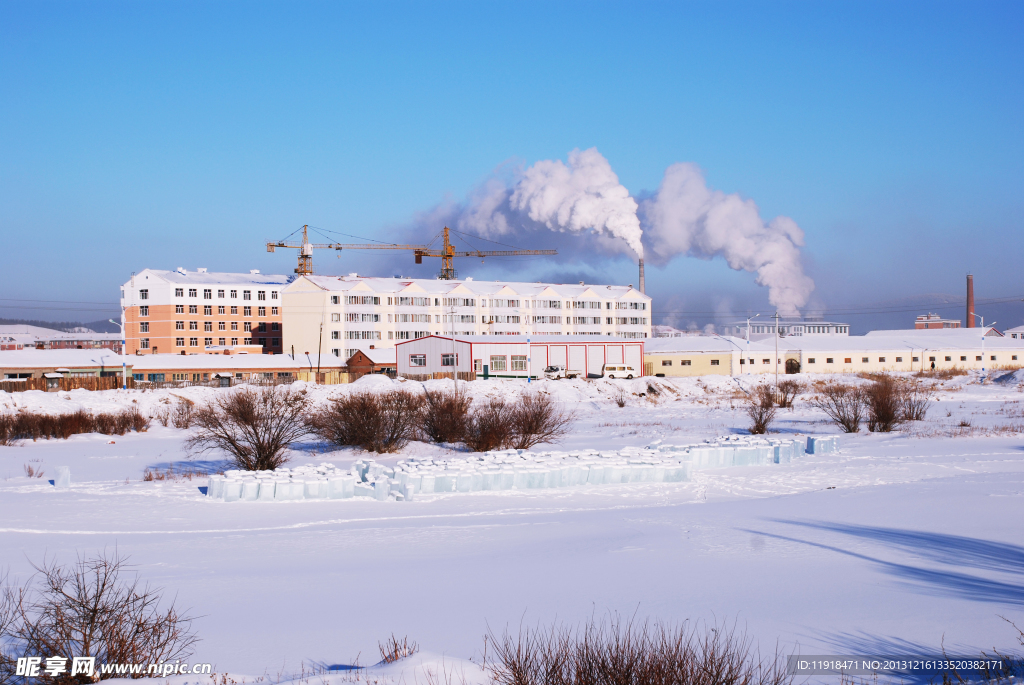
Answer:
top-left (170, 288), bottom-right (278, 300)
top-left (803, 354), bottom-right (1014, 364)
top-left (168, 321), bottom-right (279, 332)
top-left (406, 354), bottom-right (528, 372)
top-left (661, 359), bottom-right (719, 366)
top-left (139, 305), bottom-right (278, 317)
top-left (331, 296), bottom-right (648, 310)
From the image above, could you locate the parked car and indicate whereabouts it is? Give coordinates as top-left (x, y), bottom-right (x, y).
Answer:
top-left (603, 364), bottom-right (636, 379)
top-left (543, 365), bottom-right (582, 380)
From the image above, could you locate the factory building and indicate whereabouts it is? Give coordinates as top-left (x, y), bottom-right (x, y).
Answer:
top-left (282, 275), bottom-right (651, 362)
top-left (120, 269), bottom-right (291, 355)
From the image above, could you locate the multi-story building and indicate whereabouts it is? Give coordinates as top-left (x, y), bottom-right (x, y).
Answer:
top-left (282, 275), bottom-right (652, 361)
top-left (720, 319), bottom-right (850, 340)
top-left (915, 313), bottom-right (961, 329)
top-left (120, 269), bottom-right (291, 355)
top-left (0, 325), bottom-right (122, 352)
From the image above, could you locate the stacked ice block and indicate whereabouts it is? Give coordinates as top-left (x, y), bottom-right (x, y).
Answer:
top-left (204, 434), bottom-right (838, 502)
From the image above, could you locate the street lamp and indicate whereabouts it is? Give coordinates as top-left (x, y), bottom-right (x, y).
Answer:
top-left (971, 314), bottom-right (994, 372)
top-left (108, 316), bottom-right (127, 390)
top-left (745, 314), bottom-right (760, 375)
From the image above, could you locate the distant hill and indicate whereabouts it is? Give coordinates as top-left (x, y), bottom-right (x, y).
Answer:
top-left (0, 318), bottom-right (120, 333)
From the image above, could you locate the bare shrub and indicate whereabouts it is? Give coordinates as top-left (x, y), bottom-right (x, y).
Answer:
top-left (900, 380), bottom-right (932, 421)
top-left (775, 380), bottom-right (803, 409)
top-left (12, 551), bottom-right (198, 680)
top-left (422, 388), bottom-right (471, 443)
top-left (0, 415), bottom-right (15, 446)
top-left (0, 409), bottom-right (148, 443)
top-left (309, 390), bottom-right (424, 454)
top-left (187, 386), bottom-right (311, 470)
top-left (510, 393), bottom-right (575, 450)
top-left (171, 398), bottom-right (195, 429)
top-left (614, 390), bottom-right (627, 408)
top-left (809, 382), bottom-right (863, 433)
top-left (747, 385), bottom-right (777, 435)
top-left (864, 374), bottom-right (903, 432)
top-left (0, 572), bottom-right (17, 685)
top-left (378, 634), bottom-right (419, 665)
top-left (488, 616), bottom-right (791, 685)
top-left (23, 464), bottom-right (44, 479)
top-left (464, 397), bottom-right (516, 452)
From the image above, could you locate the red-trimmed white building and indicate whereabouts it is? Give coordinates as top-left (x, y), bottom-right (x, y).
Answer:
top-left (395, 335), bottom-right (644, 379)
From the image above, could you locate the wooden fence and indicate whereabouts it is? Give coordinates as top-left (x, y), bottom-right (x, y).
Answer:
top-left (0, 376), bottom-right (136, 393)
top-left (401, 371), bottom-right (477, 382)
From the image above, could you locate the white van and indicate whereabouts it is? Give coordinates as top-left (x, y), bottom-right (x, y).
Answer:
top-left (603, 364), bottom-right (636, 379)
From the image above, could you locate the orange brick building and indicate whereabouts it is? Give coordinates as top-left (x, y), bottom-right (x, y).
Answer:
top-left (121, 268), bottom-right (292, 355)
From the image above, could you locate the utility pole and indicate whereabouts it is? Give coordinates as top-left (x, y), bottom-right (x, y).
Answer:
top-left (773, 311), bottom-right (780, 394)
top-left (109, 314), bottom-right (127, 390)
top-left (745, 313), bottom-right (759, 375)
top-left (971, 314), bottom-right (993, 372)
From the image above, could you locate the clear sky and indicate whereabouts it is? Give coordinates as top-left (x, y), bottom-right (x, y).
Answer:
top-left (2, 1), bottom-right (1022, 331)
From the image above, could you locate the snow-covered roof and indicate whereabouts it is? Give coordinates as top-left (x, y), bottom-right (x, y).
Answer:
top-left (396, 335), bottom-right (643, 346)
top-left (130, 354), bottom-right (302, 371)
top-left (0, 325), bottom-right (65, 335)
top-left (294, 275), bottom-right (648, 300)
top-left (131, 269), bottom-right (292, 287)
top-left (864, 327), bottom-right (1001, 340)
top-left (0, 349), bottom-right (126, 368)
top-left (764, 332), bottom-right (1024, 352)
top-left (644, 337), bottom-right (745, 354)
top-left (363, 348), bottom-right (397, 365)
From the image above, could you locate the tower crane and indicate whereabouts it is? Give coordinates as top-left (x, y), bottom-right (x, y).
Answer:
top-left (267, 225), bottom-right (556, 279)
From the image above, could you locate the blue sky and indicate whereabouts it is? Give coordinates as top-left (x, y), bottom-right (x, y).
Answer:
top-left (2, 1), bottom-right (1022, 331)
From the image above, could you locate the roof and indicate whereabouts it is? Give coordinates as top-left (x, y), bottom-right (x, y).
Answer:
top-left (395, 335), bottom-right (644, 346)
top-left (0, 325), bottom-right (118, 342)
top-left (763, 331), bottom-right (1024, 353)
top-left (0, 349), bottom-right (127, 369)
top-left (864, 327), bottom-right (1001, 339)
top-left (363, 348), bottom-right (397, 365)
top-left (644, 336), bottom-right (746, 354)
top-left (130, 354), bottom-right (302, 371)
top-left (129, 269), bottom-right (293, 287)
top-left (292, 275), bottom-right (649, 300)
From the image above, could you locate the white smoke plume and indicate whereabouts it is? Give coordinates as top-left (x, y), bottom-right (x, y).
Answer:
top-left (640, 163), bottom-right (814, 316)
top-left (456, 148), bottom-right (644, 258)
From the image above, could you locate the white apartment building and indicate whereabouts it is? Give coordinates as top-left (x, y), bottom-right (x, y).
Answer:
top-left (282, 275), bottom-right (652, 361)
top-left (720, 319), bottom-right (850, 341)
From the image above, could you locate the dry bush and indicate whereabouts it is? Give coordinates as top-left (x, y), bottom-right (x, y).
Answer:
top-left (0, 415), bottom-right (15, 447)
top-left (23, 464), bottom-right (44, 479)
top-left (747, 385), bottom-right (777, 435)
top-left (864, 375), bottom-right (903, 432)
top-left (187, 386), bottom-right (311, 470)
top-left (10, 551), bottom-right (198, 682)
top-left (509, 393), bottom-right (575, 450)
top-left (0, 409), bottom-right (148, 443)
top-left (614, 390), bottom-right (627, 408)
top-left (464, 397), bottom-right (516, 452)
top-left (488, 617), bottom-right (791, 685)
top-left (809, 382), bottom-right (864, 433)
top-left (775, 380), bottom-right (803, 409)
top-left (0, 572), bottom-right (17, 685)
top-left (900, 380), bottom-right (932, 421)
top-left (309, 390), bottom-right (424, 454)
top-left (378, 634), bottom-right (419, 665)
top-left (171, 398), bottom-right (195, 429)
top-left (422, 388), bottom-right (471, 443)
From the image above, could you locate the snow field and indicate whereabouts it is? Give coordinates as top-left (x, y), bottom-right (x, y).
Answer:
top-left (204, 435), bottom-right (835, 502)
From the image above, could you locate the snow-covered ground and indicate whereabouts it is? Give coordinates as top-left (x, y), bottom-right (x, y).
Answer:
top-left (2, 371), bottom-right (1023, 681)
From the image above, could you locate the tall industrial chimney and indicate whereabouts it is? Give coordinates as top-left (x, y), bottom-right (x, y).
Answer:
top-left (966, 274), bottom-right (975, 328)
top-left (638, 258), bottom-right (646, 294)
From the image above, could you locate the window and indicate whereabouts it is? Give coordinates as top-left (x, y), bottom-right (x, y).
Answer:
top-left (271, 307), bottom-right (278, 315)
top-left (231, 337), bottom-right (238, 345)
top-left (230, 290), bottom-right (237, 298)
top-left (218, 305), bottom-right (225, 314)
top-left (258, 337), bottom-right (266, 346)
top-left (442, 353), bottom-right (457, 366)
top-left (258, 290), bottom-right (266, 301)
top-left (1014, 355), bottom-right (1019, 361)
top-left (929, 356), bottom-right (936, 362)
top-left (511, 355), bottom-right (527, 371)
top-left (845, 358), bottom-right (852, 364)
top-left (808, 358), bottom-right (816, 364)
top-left (272, 291), bottom-right (278, 300)
top-left (474, 359), bottom-right (482, 373)
top-left (826, 358), bottom-right (834, 364)
top-left (879, 357), bottom-right (886, 363)
top-left (243, 306), bottom-right (251, 316)
top-left (243, 337), bottom-right (251, 344)
top-left (231, 306), bottom-right (237, 315)
top-left (140, 338), bottom-right (149, 349)
top-left (410, 354), bottom-right (426, 367)
top-left (203, 289), bottom-right (212, 299)
top-left (331, 296), bottom-right (340, 305)
top-left (662, 360), bottom-right (672, 366)
top-left (189, 288), bottom-right (197, 298)
top-left (139, 289), bottom-right (149, 300)
top-left (258, 307), bottom-right (266, 317)
top-left (913, 357), bottom-right (919, 362)
top-left (175, 337), bottom-right (184, 347)
top-left (243, 290), bottom-right (251, 300)
top-left (204, 322), bottom-right (212, 332)
top-left (189, 321), bottom-right (198, 330)
top-left (862, 357), bottom-right (869, 363)
top-left (710, 359), bottom-right (720, 366)
top-left (176, 321), bottom-right (184, 330)
top-left (490, 355), bottom-right (507, 371)
top-left (678, 360), bottom-right (691, 366)
top-left (139, 322), bottom-right (149, 333)
top-left (189, 337), bottom-right (198, 346)
top-left (272, 338), bottom-right (279, 346)
top-left (218, 338), bottom-right (225, 345)
top-left (189, 304), bottom-right (197, 314)
top-left (973, 355), bottom-right (980, 361)
top-left (331, 313), bottom-right (340, 322)
top-left (896, 357), bottom-right (903, 362)
top-left (271, 322), bottom-right (279, 331)
top-left (762, 359), bottom-right (770, 365)
top-left (218, 289), bottom-right (225, 298)
top-left (231, 322), bottom-right (238, 331)
top-left (205, 337), bottom-right (213, 346)
top-left (204, 305), bottom-right (212, 315)
top-left (347, 296), bottom-right (380, 305)
top-left (258, 322), bottom-right (266, 332)
top-left (175, 288), bottom-right (184, 297)
top-left (244, 322), bottom-right (252, 332)
top-left (147, 374), bottom-right (165, 382)
top-left (991, 355), bottom-right (996, 361)
top-left (945, 356), bottom-right (952, 361)
top-left (176, 304), bottom-right (184, 314)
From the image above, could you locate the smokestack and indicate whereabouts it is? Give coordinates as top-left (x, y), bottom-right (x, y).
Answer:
top-left (966, 273), bottom-right (975, 328)
top-left (638, 258), bottom-right (645, 294)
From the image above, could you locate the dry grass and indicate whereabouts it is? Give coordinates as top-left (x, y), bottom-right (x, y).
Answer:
top-left (142, 466), bottom-right (218, 482)
top-left (915, 366), bottom-right (968, 380)
top-left (378, 634), bottom-right (419, 665)
top-left (23, 464), bottom-right (44, 479)
top-left (0, 407), bottom-right (150, 445)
